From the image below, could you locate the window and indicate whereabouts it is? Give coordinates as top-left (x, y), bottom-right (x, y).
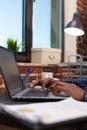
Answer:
top-left (32, 0), bottom-right (63, 50)
top-left (0, 0), bottom-right (32, 62)
top-left (0, 0), bottom-right (22, 49)
top-left (17, 0), bottom-right (32, 62)
top-left (33, 0), bottom-right (51, 48)
top-left (0, 0), bottom-right (64, 62)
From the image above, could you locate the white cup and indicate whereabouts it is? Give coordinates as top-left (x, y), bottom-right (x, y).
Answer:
top-left (41, 72), bottom-right (53, 79)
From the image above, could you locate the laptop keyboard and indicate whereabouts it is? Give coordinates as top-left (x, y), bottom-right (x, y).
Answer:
top-left (23, 88), bottom-right (48, 97)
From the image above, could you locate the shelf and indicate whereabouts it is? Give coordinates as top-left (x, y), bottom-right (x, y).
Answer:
top-left (68, 55), bottom-right (87, 78)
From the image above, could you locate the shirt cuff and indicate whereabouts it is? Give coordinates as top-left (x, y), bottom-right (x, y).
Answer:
top-left (82, 91), bottom-right (87, 102)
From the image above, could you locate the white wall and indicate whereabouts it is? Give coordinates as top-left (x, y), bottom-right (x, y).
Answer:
top-left (64, 0), bottom-right (77, 62)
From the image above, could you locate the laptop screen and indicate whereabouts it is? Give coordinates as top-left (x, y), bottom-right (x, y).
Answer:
top-left (0, 46), bottom-right (25, 96)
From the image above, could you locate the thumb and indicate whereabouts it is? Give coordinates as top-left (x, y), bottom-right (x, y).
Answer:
top-left (49, 82), bottom-right (57, 90)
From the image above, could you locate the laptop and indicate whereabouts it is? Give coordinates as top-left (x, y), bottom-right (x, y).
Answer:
top-left (0, 46), bottom-right (69, 101)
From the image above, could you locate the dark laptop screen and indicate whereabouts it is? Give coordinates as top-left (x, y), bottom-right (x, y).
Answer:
top-left (0, 46), bottom-right (25, 96)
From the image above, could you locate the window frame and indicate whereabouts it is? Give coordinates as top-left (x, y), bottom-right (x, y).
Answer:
top-left (16, 0), bottom-right (64, 62)
top-left (16, 0), bottom-right (32, 62)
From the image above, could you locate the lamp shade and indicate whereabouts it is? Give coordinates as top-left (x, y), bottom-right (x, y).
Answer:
top-left (64, 12), bottom-right (84, 36)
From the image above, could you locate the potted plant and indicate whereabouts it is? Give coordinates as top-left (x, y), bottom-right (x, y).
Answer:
top-left (7, 38), bottom-right (19, 52)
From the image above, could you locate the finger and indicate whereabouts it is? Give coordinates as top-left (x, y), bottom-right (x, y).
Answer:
top-left (41, 84), bottom-right (45, 92)
top-left (30, 82), bottom-right (38, 88)
top-left (52, 91), bottom-right (59, 96)
top-left (49, 83), bottom-right (56, 90)
top-left (30, 79), bottom-right (42, 88)
top-left (41, 81), bottom-right (49, 92)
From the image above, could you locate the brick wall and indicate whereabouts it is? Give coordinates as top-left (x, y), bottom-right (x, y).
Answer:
top-left (76, 0), bottom-right (87, 59)
top-left (17, 63), bottom-right (80, 82)
top-left (18, 65), bottom-right (69, 82)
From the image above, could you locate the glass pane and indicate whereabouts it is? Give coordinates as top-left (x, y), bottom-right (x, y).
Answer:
top-left (32, 0), bottom-right (51, 48)
top-left (0, 0), bottom-right (23, 52)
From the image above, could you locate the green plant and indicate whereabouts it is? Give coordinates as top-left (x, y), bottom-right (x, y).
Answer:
top-left (7, 38), bottom-right (19, 52)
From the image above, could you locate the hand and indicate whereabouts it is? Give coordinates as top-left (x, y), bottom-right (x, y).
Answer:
top-left (50, 81), bottom-right (85, 101)
top-left (30, 78), bottom-right (57, 92)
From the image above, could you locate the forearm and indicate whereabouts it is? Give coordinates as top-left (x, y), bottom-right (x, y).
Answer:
top-left (61, 77), bottom-right (87, 90)
top-left (61, 77), bottom-right (87, 102)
